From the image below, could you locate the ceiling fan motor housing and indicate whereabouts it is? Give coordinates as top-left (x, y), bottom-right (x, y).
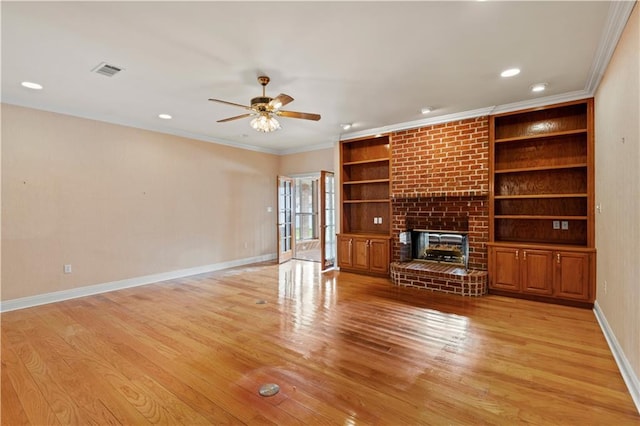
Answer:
top-left (251, 96), bottom-right (272, 111)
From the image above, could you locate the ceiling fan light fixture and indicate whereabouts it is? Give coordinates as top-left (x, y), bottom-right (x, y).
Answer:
top-left (250, 113), bottom-right (281, 132)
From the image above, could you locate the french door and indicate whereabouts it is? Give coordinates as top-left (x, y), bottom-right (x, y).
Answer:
top-left (320, 171), bottom-right (336, 270)
top-left (277, 176), bottom-right (294, 264)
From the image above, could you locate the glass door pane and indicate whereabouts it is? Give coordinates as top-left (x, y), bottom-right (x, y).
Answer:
top-left (321, 171), bottom-right (336, 269)
top-left (278, 176), bottom-right (294, 263)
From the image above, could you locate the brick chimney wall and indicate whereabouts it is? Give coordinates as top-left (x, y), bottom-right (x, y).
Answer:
top-left (390, 117), bottom-right (490, 269)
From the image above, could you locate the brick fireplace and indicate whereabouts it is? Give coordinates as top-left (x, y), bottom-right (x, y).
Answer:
top-left (389, 116), bottom-right (489, 295)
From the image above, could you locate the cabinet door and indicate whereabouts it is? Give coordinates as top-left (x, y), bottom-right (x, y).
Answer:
top-left (490, 246), bottom-right (521, 291)
top-left (554, 251), bottom-right (590, 300)
top-left (337, 236), bottom-right (353, 268)
top-left (352, 237), bottom-right (370, 271)
top-left (522, 249), bottom-right (554, 295)
top-left (369, 239), bottom-right (390, 274)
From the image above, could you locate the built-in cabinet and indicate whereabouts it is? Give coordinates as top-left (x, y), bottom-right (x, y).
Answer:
top-left (489, 244), bottom-right (593, 302)
top-left (338, 235), bottom-right (390, 275)
top-left (488, 99), bottom-right (595, 306)
top-left (338, 135), bottom-right (391, 276)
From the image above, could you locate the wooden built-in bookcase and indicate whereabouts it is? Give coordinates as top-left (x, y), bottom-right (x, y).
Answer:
top-left (488, 98), bottom-right (595, 306)
top-left (338, 135), bottom-right (391, 276)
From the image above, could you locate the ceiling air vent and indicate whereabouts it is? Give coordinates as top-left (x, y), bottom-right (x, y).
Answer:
top-left (92, 62), bottom-right (123, 77)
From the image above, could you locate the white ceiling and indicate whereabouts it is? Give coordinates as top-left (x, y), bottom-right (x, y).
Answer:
top-left (1, 1), bottom-right (633, 154)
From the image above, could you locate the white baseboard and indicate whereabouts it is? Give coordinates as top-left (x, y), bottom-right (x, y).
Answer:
top-left (0, 253), bottom-right (276, 313)
top-left (593, 301), bottom-right (640, 414)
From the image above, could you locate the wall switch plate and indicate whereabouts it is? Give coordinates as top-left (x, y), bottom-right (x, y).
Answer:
top-left (378, 217), bottom-right (382, 224)
top-left (64, 264), bottom-right (72, 274)
top-left (553, 220), bottom-right (560, 230)
top-left (561, 221), bottom-right (569, 230)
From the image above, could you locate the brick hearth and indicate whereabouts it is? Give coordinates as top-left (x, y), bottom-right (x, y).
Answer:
top-left (390, 261), bottom-right (488, 297)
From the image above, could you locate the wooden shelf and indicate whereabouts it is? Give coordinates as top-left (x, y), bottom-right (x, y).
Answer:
top-left (488, 241), bottom-right (597, 252)
top-left (343, 179), bottom-right (390, 185)
top-left (495, 215), bottom-right (588, 220)
top-left (495, 193), bottom-right (587, 199)
top-left (344, 199), bottom-right (390, 204)
top-left (494, 128), bottom-right (587, 144)
top-left (343, 158), bottom-right (389, 166)
top-left (495, 163), bottom-right (587, 174)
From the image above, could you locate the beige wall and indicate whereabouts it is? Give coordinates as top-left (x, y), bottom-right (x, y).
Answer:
top-left (594, 4), bottom-right (639, 387)
top-left (2, 104), bottom-right (279, 300)
top-left (278, 146), bottom-right (335, 176)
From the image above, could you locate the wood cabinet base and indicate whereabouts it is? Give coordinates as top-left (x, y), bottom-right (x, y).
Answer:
top-left (488, 243), bottom-right (595, 308)
top-left (337, 234), bottom-right (391, 277)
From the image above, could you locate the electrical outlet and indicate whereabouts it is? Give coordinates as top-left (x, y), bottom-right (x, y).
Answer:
top-left (561, 221), bottom-right (569, 230)
top-left (553, 220), bottom-right (560, 230)
top-left (604, 280), bottom-right (608, 295)
top-left (64, 264), bottom-right (72, 274)
top-left (378, 217), bottom-right (382, 224)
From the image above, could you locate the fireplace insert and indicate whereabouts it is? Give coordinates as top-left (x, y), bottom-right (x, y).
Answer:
top-left (410, 229), bottom-right (469, 269)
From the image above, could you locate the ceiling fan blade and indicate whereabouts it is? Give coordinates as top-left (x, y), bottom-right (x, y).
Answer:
top-left (208, 98), bottom-right (252, 110)
top-left (269, 94), bottom-right (294, 109)
top-left (217, 113), bottom-right (254, 123)
top-left (277, 110), bottom-right (321, 121)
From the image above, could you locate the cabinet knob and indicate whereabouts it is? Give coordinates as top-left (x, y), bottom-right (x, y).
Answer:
top-left (523, 251), bottom-right (527, 261)
top-left (557, 253), bottom-right (561, 264)
top-left (515, 250), bottom-right (519, 260)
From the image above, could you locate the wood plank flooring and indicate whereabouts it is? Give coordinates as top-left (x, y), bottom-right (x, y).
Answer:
top-left (2, 260), bottom-right (639, 425)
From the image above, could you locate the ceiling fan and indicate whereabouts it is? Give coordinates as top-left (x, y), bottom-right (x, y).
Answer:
top-left (208, 76), bottom-right (321, 132)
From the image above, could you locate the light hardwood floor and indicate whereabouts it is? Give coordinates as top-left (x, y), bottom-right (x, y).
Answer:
top-left (2, 260), bottom-right (639, 425)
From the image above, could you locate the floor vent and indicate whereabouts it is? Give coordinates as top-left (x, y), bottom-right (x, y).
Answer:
top-left (92, 62), bottom-right (123, 77)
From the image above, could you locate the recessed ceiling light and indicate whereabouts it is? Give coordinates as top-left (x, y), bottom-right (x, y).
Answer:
top-left (421, 107), bottom-right (432, 115)
top-left (340, 123), bottom-right (352, 131)
top-left (21, 81), bottom-right (43, 90)
top-left (530, 83), bottom-right (548, 93)
top-left (500, 68), bottom-right (521, 78)
top-left (158, 114), bottom-right (172, 120)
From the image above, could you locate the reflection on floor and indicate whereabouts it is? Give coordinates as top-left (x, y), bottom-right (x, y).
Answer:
top-left (294, 238), bottom-right (320, 262)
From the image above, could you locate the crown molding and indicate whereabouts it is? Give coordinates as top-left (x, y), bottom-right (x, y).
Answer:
top-left (489, 90), bottom-right (592, 116)
top-left (339, 107), bottom-right (496, 141)
top-left (3, 101), bottom-right (282, 155)
top-left (277, 141), bottom-right (337, 156)
top-left (585, 0), bottom-right (637, 95)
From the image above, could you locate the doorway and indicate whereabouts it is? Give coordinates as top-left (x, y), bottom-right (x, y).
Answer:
top-left (294, 175), bottom-right (320, 262)
top-left (277, 171), bottom-right (335, 269)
